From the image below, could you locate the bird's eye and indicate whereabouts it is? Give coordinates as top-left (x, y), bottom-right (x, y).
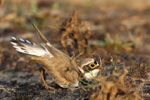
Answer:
top-left (89, 63), bottom-right (96, 69)
top-left (94, 61), bottom-right (97, 64)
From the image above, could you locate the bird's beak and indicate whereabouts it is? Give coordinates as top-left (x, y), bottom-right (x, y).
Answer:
top-left (98, 66), bottom-right (101, 71)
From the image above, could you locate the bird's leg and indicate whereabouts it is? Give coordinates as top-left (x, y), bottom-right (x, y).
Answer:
top-left (37, 65), bottom-right (47, 80)
top-left (38, 70), bottom-right (55, 90)
top-left (41, 68), bottom-right (46, 80)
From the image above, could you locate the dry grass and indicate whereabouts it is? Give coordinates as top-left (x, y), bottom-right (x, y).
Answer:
top-left (60, 11), bottom-right (91, 57)
top-left (90, 68), bottom-right (142, 100)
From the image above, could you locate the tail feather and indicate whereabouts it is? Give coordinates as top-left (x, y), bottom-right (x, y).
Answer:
top-left (10, 37), bottom-right (53, 57)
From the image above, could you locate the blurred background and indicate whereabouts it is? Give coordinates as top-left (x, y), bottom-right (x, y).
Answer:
top-left (0, 0), bottom-right (150, 100)
top-left (0, 0), bottom-right (150, 51)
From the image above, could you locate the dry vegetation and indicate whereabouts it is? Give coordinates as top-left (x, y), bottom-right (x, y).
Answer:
top-left (0, 0), bottom-right (150, 100)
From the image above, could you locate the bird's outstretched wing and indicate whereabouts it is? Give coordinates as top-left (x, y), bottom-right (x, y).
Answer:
top-left (31, 23), bottom-right (69, 57)
top-left (10, 37), bottom-right (53, 58)
top-left (31, 23), bottom-right (52, 46)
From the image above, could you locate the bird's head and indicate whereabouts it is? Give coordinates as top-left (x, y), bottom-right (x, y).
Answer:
top-left (78, 55), bottom-right (101, 81)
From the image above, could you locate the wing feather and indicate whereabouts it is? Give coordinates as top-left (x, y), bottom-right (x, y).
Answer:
top-left (10, 37), bottom-right (53, 57)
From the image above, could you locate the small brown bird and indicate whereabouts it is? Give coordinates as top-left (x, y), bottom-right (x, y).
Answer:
top-left (10, 24), bottom-right (101, 89)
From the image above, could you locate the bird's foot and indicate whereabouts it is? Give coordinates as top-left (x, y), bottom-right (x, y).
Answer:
top-left (39, 71), bottom-right (55, 91)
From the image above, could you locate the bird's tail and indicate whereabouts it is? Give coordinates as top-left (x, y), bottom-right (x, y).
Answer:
top-left (10, 37), bottom-right (52, 57)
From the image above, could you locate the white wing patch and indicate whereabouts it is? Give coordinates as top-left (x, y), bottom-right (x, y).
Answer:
top-left (11, 37), bottom-right (53, 57)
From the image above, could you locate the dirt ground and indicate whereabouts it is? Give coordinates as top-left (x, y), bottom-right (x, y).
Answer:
top-left (0, 0), bottom-right (150, 100)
